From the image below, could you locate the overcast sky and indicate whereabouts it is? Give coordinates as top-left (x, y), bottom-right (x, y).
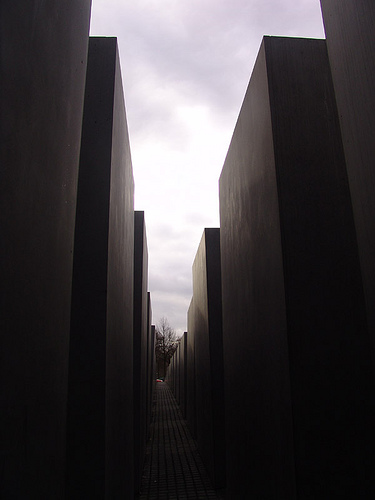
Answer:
top-left (90, 0), bottom-right (325, 336)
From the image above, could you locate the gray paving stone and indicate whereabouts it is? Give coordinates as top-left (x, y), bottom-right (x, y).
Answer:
top-left (139, 382), bottom-right (219, 499)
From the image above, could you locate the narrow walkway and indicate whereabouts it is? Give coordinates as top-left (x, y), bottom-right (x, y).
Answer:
top-left (139, 382), bottom-right (219, 500)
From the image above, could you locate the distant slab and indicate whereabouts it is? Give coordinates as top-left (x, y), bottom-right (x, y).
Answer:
top-left (0, 2), bottom-right (91, 497)
top-left (186, 298), bottom-right (197, 438)
top-left (179, 333), bottom-right (188, 418)
top-left (66, 37), bottom-right (134, 499)
top-left (191, 228), bottom-right (225, 489)
top-left (133, 211), bottom-right (149, 493)
top-left (219, 36), bottom-right (375, 498)
top-left (146, 294), bottom-right (155, 433)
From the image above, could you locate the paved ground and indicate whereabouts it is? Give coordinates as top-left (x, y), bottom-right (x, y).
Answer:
top-left (139, 382), bottom-right (219, 500)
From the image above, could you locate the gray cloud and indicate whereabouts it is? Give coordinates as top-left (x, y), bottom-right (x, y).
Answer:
top-left (90, 0), bottom-right (325, 333)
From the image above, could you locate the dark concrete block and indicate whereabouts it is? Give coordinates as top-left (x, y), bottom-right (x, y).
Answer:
top-left (186, 299), bottom-right (197, 438)
top-left (179, 333), bottom-right (188, 418)
top-left (175, 351), bottom-right (178, 396)
top-left (0, 2), bottom-right (91, 497)
top-left (167, 353), bottom-right (176, 396)
top-left (219, 36), bottom-right (375, 498)
top-left (320, 0), bottom-right (375, 377)
top-left (145, 293), bottom-right (154, 434)
top-left (66, 37), bottom-right (134, 499)
top-left (175, 340), bottom-right (181, 404)
top-left (191, 229), bottom-right (226, 489)
top-left (151, 325), bottom-right (156, 391)
top-left (170, 338), bottom-right (181, 403)
top-left (133, 211), bottom-right (149, 493)
top-left (166, 351), bottom-right (172, 386)
top-left (166, 346), bottom-right (177, 395)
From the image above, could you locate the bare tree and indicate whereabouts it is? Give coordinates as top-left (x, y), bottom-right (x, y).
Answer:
top-left (155, 317), bottom-right (177, 379)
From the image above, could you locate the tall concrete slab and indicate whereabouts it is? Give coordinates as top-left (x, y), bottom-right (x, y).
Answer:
top-left (186, 299), bottom-right (197, 438)
top-left (151, 325), bottom-right (156, 395)
top-left (0, 2), bottom-right (91, 497)
top-left (219, 36), bottom-right (375, 498)
top-left (320, 0), bottom-right (375, 375)
top-left (173, 351), bottom-right (177, 395)
top-left (133, 211), bottom-right (149, 493)
top-left (191, 229), bottom-right (225, 489)
top-left (166, 347), bottom-right (176, 394)
top-left (66, 37), bottom-right (134, 499)
top-left (175, 339), bottom-right (181, 404)
top-left (179, 333), bottom-right (188, 418)
top-left (146, 293), bottom-right (154, 433)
